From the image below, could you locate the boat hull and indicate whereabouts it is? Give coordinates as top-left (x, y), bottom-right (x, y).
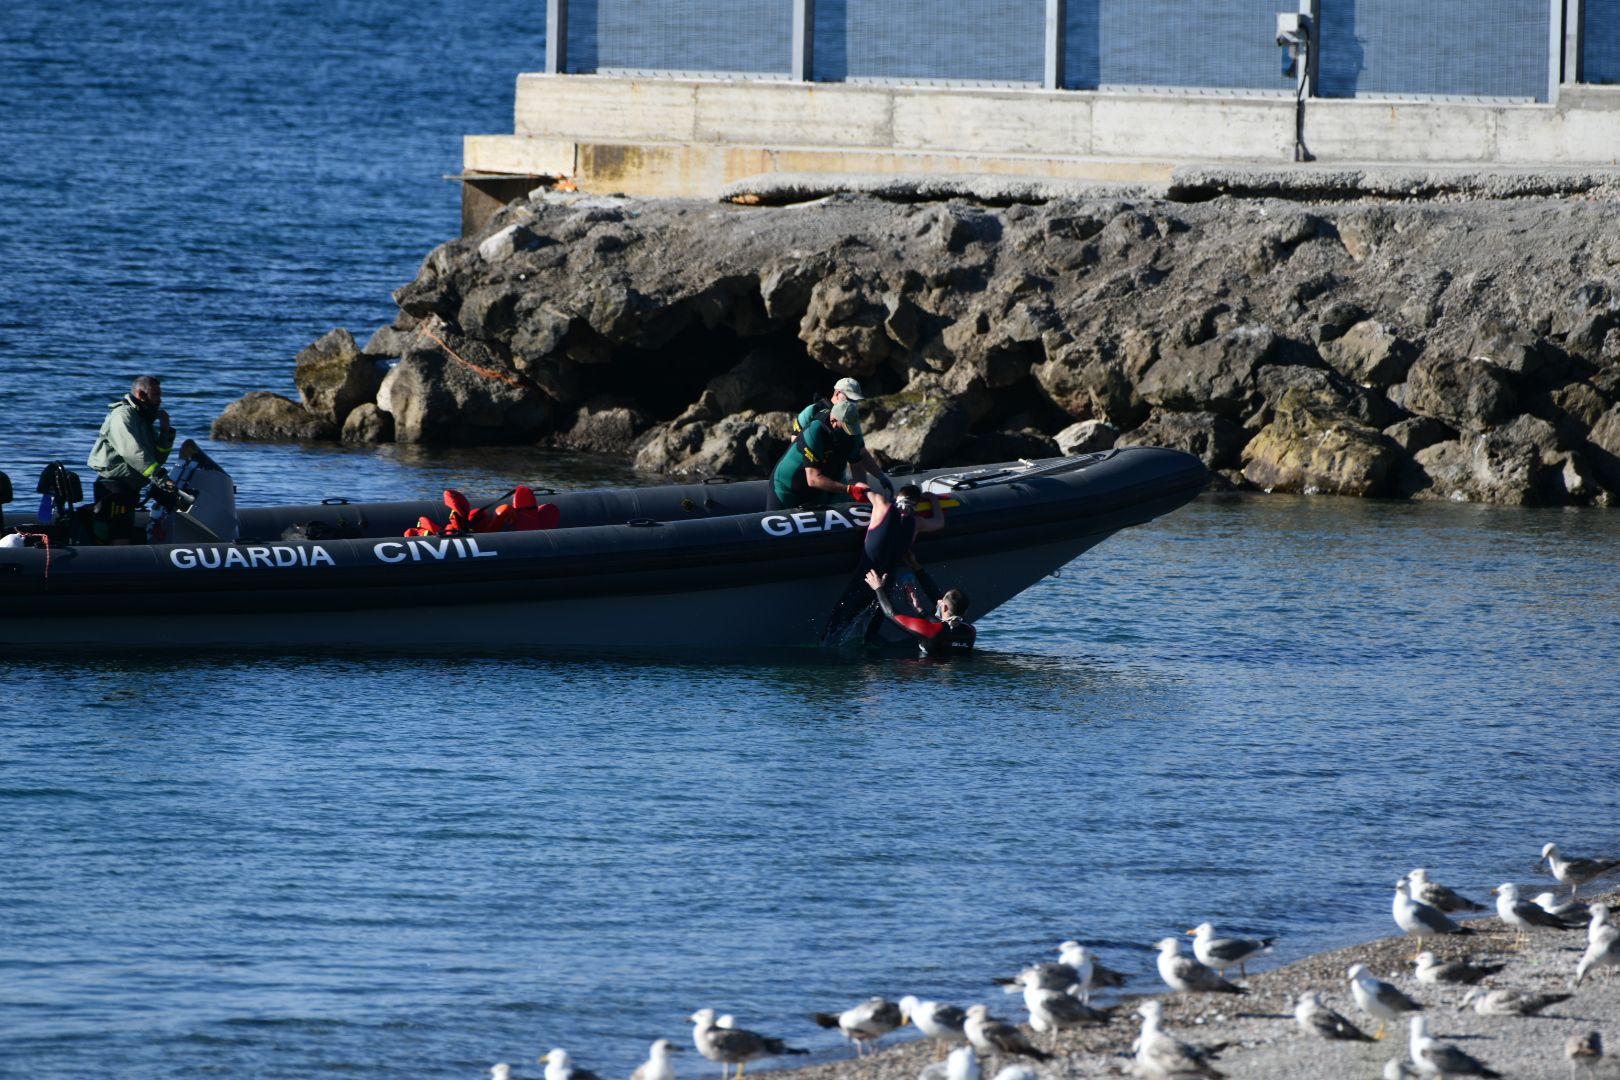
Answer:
top-left (0, 449), bottom-right (1206, 650)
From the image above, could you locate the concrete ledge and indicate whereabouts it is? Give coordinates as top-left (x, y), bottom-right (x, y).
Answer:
top-left (480, 74), bottom-right (1620, 202)
top-left (468, 136), bottom-right (1177, 199)
top-left (463, 135), bottom-right (576, 177)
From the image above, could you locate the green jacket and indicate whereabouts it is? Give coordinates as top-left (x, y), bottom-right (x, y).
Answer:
top-left (88, 395), bottom-right (174, 488)
top-left (772, 415), bottom-right (860, 507)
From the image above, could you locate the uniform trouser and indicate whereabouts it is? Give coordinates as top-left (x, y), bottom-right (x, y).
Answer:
top-left (92, 478), bottom-right (143, 543)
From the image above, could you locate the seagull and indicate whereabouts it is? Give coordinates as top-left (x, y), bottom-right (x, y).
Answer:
top-left (492, 1066), bottom-right (515, 1080)
top-left (1015, 969), bottom-right (1113, 1045)
top-left (1566, 1031), bottom-right (1602, 1078)
top-left (1412, 951), bottom-right (1504, 986)
top-left (1542, 843), bottom-right (1620, 897)
top-left (689, 1008), bottom-right (807, 1080)
top-left (963, 1004), bottom-right (1053, 1064)
top-left (1585, 902), bottom-right (1617, 948)
top-left (1407, 1015), bottom-right (1502, 1079)
top-left (1383, 1058), bottom-right (1421, 1080)
top-left (1408, 869), bottom-right (1487, 914)
top-left (1533, 891), bottom-right (1591, 924)
top-left (899, 996), bottom-right (969, 1054)
top-left (990, 1067), bottom-right (1041, 1080)
top-left (1348, 962), bottom-right (1423, 1040)
top-left (631, 1040), bottom-right (682, 1080)
top-left (918, 1045), bottom-right (981, 1080)
top-left (809, 996), bottom-right (906, 1056)
top-left (1458, 987), bottom-right (1572, 1016)
top-left (994, 941), bottom-right (1126, 1003)
top-left (1133, 1000), bottom-right (1226, 1079)
top-left (1188, 923), bottom-right (1274, 979)
top-left (1294, 991), bottom-right (1374, 1042)
top-left (1494, 882), bottom-right (1582, 946)
top-left (1394, 877), bottom-right (1473, 956)
top-left (1059, 942), bottom-right (1129, 999)
top-left (1574, 922), bottom-right (1620, 986)
top-left (1154, 937), bottom-right (1246, 995)
top-left (542, 1049), bottom-right (603, 1080)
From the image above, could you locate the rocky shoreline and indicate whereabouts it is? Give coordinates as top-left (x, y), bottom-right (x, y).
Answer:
top-left (738, 887), bottom-right (1618, 1080)
top-left (217, 183), bottom-right (1620, 507)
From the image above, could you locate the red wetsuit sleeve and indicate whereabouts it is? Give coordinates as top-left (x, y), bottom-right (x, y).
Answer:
top-left (891, 613), bottom-right (946, 640)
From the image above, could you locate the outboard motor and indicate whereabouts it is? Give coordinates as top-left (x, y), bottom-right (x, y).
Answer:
top-left (0, 469), bottom-right (11, 529)
top-left (34, 461), bottom-right (84, 526)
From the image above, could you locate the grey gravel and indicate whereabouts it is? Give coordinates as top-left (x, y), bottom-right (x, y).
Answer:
top-left (741, 890), bottom-right (1618, 1080)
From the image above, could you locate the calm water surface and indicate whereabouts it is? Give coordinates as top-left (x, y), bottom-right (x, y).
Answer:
top-left (4, 3), bottom-right (1620, 1079)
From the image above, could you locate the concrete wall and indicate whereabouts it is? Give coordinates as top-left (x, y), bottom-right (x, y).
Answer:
top-left (462, 74), bottom-right (1620, 211)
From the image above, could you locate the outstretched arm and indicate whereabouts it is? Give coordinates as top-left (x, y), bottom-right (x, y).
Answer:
top-left (865, 569), bottom-right (945, 642)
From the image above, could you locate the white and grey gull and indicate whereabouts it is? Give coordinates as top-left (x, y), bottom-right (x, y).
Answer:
top-left (1542, 842), bottom-right (1620, 898)
top-left (808, 996), bottom-right (906, 1056)
top-left (1393, 877), bottom-right (1473, 956)
top-left (1188, 922), bottom-right (1274, 980)
top-left (688, 1008), bottom-right (807, 1080)
top-left (1408, 868), bottom-right (1487, 914)
top-left (1407, 1015), bottom-right (1501, 1079)
top-left (1348, 962), bottom-right (1423, 1040)
top-left (1153, 936), bottom-right (1247, 995)
top-left (1294, 991), bottom-right (1374, 1042)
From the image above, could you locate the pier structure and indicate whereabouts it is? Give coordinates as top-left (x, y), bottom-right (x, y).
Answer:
top-left (460, 0), bottom-right (1620, 229)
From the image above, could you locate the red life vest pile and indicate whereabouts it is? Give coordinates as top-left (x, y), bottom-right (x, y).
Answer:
top-left (403, 486), bottom-right (560, 537)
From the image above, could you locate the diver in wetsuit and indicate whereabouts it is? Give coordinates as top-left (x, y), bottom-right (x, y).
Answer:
top-left (864, 568), bottom-right (976, 657)
top-left (861, 483), bottom-right (944, 615)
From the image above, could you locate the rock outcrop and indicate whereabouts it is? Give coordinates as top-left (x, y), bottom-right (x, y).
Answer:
top-left (218, 188), bottom-right (1620, 506)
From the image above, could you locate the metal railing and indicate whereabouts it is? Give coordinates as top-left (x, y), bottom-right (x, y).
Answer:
top-left (541, 0), bottom-right (1613, 104)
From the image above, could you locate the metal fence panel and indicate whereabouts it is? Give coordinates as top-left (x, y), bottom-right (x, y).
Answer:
top-left (1317, 0), bottom-right (1551, 100)
top-left (811, 0), bottom-right (1045, 84)
top-left (565, 0), bottom-right (793, 76)
top-left (1064, 0), bottom-right (1295, 92)
top-left (1587, 0), bottom-right (1620, 82)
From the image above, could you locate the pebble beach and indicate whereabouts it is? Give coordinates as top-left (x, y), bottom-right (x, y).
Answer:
top-left (750, 887), bottom-right (1618, 1080)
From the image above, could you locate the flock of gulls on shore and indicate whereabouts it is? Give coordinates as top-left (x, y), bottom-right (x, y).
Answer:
top-left (496, 842), bottom-right (1620, 1080)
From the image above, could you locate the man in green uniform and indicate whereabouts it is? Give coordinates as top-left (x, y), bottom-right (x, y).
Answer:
top-left (768, 400), bottom-right (872, 510)
top-left (87, 374), bottom-right (178, 543)
top-left (791, 377), bottom-right (884, 488)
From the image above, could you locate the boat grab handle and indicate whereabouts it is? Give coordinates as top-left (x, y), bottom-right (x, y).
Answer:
top-left (321, 497), bottom-right (350, 505)
top-left (626, 518), bottom-right (662, 527)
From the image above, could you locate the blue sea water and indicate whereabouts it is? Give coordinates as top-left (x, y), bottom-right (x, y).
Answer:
top-left (3, 4), bottom-right (1620, 1080)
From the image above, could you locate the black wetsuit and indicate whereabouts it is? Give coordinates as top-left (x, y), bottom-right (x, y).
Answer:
top-left (862, 500), bottom-right (917, 576)
top-left (872, 587), bottom-right (976, 657)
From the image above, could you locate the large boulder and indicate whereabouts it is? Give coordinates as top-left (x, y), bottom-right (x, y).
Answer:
top-left (1319, 320), bottom-right (1416, 387)
top-left (1034, 334), bottom-right (1153, 428)
top-left (294, 328), bottom-right (385, 428)
top-left (859, 389), bottom-right (972, 468)
top-left (1054, 419), bottom-right (1118, 455)
top-left (552, 397), bottom-right (653, 454)
top-left (212, 392), bottom-right (337, 441)
top-left (1402, 354), bottom-right (1517, 428)
top-left (376, 338), bottom-right (548, 445)
top-left (1240, 388), bottom-right (1399, 496)
top-left (1586, 403), bottom-right (1620, 488)
top-left (633, 412), bottom-right (791, 477)
top-left (1117, 409), bottom-right (1247, 471)
top-left (798, 272), bottom-right (894, 376)
top-left (1405, 415), bottom-right (1564, 505)
top-left (1251, 363), bottom-right (1399, 432)
top-left (341, 403), bottom-right (394, 445)
top-left (1139, 323), bottom-right (1280, 418)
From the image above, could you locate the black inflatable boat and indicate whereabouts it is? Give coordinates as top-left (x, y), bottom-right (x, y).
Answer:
top-left (0, 448), bottom-right (1206, 650)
